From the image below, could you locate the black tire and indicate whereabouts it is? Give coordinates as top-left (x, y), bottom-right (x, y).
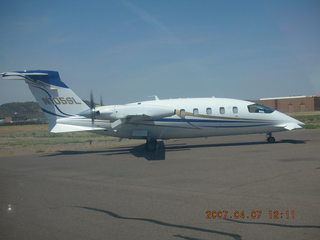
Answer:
top-left (267, 136), bottom-right (276, 143)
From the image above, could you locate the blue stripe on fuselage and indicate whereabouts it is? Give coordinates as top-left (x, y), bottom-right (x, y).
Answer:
top-left (203, 124), bottom-right (272, 128)
top-left (153, 118), bottom-right (268, 124)
top-left (151, 118), bottom-right (273, 128)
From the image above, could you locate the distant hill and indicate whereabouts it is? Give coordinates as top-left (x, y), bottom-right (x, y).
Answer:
top-left (0, 100), bottom-right (91, 120)
top-left (0, 102), bottom-right (45, 120)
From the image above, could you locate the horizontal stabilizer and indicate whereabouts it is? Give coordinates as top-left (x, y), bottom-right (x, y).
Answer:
top-left (2, 72), bottom-right (48, 80)
top-left (50, 123), bottom-right (105, 133)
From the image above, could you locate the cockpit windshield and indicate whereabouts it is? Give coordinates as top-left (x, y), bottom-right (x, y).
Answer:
top-left (247, 104), bottom-right (274, 114)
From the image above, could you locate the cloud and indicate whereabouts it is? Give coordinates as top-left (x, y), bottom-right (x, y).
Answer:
top-left (120, 0), bottom-right (167, 31)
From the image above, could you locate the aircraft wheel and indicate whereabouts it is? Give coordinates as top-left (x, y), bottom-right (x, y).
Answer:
top-left (146, 139), bottom-right (157, 152)
top-left (267, 136), bottom-right (276, 143)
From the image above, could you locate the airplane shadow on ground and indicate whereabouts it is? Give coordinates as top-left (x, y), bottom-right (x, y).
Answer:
top-left (75, 206), bottom-right (242, 240)
top-left (75, 206), bottom-right (320, 240)
top-left (44, 139), bottom-right (306, 161)
top-left (224, 218), bottom-right (320, 229)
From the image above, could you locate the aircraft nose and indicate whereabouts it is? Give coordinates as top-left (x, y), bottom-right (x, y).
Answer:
top-left (274, 111), bottom-right (305, 130)
top-left (296, 119), bottom-right (305, 126)
top-left (285, 113), bottom-right (305, 129)
top-left (287, 114), bottom-right (304, 126)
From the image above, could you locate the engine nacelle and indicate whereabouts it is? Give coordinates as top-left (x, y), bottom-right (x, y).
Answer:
top-left (80, 104), bottom-right (175, 120)
top-left (98, 105), bottom-right (175, 120)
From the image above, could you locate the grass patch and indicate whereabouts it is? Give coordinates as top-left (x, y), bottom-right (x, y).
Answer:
top-left (0, 138), bottom-right (118, 147)
top-left (0, 131), bottom-right (106, 138)
top-left (0, 124), bottom-right (119, 151)
top-left (0, 124), bottom-right (115, 139)
top-left (289, 112), bottom-right (320, 129)
top-left (0, 124), bottom-right (139, 156)
top-left (0, 139), bottom-right (90, 147)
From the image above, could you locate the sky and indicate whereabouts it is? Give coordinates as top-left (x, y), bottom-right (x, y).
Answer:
top-left (1, 0), bottom-right (319, 105)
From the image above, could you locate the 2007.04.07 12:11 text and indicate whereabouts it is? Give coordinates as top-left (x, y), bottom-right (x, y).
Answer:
top-left (205, 210), bottom-right (295, 220)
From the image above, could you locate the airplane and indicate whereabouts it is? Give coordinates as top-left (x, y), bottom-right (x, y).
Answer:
top-left (1, 70), bottom-right (304, 151)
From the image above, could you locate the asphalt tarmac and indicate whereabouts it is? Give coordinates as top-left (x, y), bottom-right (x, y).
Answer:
top-left (1, 130), bottom-right (320, 240)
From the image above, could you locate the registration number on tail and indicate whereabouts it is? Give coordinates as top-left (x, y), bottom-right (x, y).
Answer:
top-left (42, 97), bottom-right (81, 105)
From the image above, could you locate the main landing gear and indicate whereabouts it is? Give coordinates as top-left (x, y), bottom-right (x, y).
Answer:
top-left (146, 138), bottom-right (158, 152)
top-left (266, 132), bottom-right (276, 143)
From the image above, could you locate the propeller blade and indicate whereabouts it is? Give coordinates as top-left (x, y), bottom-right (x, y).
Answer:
top-left (90, 91), bottom-right (95, 109)
top-left (90, 90), bottom-right (95, 125)
top-left (100, 95), bottom-right (103, 106)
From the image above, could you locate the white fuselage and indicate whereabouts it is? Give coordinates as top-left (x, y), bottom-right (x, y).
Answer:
top-left (2, 70), bottom-right (304, 142)
top-left (58, 97), bottom-right (303, 139)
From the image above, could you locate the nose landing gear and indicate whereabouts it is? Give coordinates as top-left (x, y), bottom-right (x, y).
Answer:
top-left (266, 133), bottom-right (276, 143)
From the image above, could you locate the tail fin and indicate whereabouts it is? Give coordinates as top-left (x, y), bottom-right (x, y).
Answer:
top-left (1, 70), bottom-right (90, 131)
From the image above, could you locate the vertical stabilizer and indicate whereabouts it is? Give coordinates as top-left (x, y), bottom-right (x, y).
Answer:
top-left (1, 70), bottom-right (90, 131)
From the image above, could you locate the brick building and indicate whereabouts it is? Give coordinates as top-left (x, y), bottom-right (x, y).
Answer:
top-left (253, 96), bottom-right (320, 113)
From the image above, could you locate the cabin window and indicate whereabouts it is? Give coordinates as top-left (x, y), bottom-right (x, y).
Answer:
top-left (193, 108), bottom-right (199, 115)
top-left (220, 107), bottom-right (225, 114)
top-left (233, 106), bottom-right (238, 114)
top-left (180, 109), bottom-right (186, 118)
top-left (206, 107), bottom-right (212, 115)
top-left (247, 104), bottom-right (274, 113)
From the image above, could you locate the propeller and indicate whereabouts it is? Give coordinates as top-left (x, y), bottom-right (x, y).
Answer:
top-left (90, 90), bottom-right (96, 125)
top-left (100, 95), bottom-right (104, 106)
